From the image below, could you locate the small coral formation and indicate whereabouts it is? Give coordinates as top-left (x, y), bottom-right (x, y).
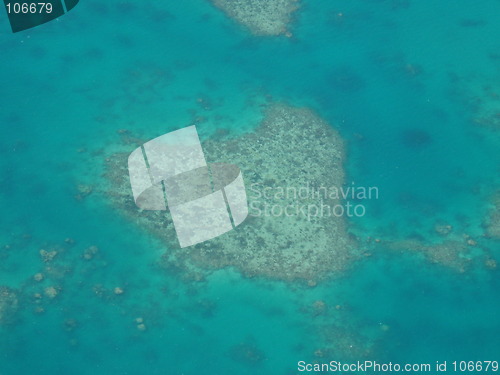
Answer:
top-left (456, 74), bottom-right (500, 131)
top-left (312, 300), bottom-right (327, 316)
top-left (470, 86), bottom-right (500, 130)
top-left (211, 0), bottom-right (300, 36)
top-left (113, 287), bottom-right (124, 295)
top-left (386, 239), bottom-right (472, 273)
top-left (92, 284), bottom-right (107, 299)
top-left (484, 191), bottom-right (500, 239)
top-left (316, 324), bottom-right (374, 362)
top-left (485, 257), bottom-right (497, 270)
top-left (434, 223), bottom-right (453, 236)
top-left (105, 103), bottom-right (354, 281)
top-left (466, 237), bottom-right (477, 246)
top-left (32, 292), bottom-right (44, 314)
top-left (303, 297), bottom-right (381, 362)
top-left (33, 273), bottom-right (44, 282)
top-left (379, 323), bottom-right (390, 332)
top-left (44, 286), bottom-right (60, 299)
top-left (64, 318), bottom-right (78, 332)
top-left (135, 317), bottom-right (147, 331)
top-left (74, 184), bottom-right (93, 201)
top-left (0, 286), bottom-right (18, 325)
top-left (372, 217), bottom-right (497, 273)
top-left (228, 339), bottom-right (266, 366)
top-left (64, 238), bottom-right (76, 245)
top-left (307, 279), bottom-right (317, 288)
top-left (40, 249), bottom-right (57, 263)
top-left (120, 63), bottom-right (174, 107)
top-left (34, 306), bottom-right (45, 314)
top-left (83, 245), bottom-right (99, 260)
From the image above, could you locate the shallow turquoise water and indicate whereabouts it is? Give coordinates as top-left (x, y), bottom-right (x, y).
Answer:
top-left (0, 0), bottom-right (499, 374)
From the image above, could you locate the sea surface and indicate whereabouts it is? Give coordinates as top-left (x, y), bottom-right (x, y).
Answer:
top-left (0, 1), bottom-right (499, 374)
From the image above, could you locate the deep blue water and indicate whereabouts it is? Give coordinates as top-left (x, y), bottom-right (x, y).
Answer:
top-left (0, 0), bottom-right (499, 374)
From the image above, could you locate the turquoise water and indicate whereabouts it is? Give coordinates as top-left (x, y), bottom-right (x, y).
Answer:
top-left (1, 0), bottom-right (499, 374)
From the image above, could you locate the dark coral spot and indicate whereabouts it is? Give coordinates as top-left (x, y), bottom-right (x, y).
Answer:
top-left (327, 66), bottom-right (366, 93)
top-left (228, 340), bottom-right (266, 366)
top-left (459, 19), bottom-right (486, 28)
top-left (401, 129), bottom-right (432, 148)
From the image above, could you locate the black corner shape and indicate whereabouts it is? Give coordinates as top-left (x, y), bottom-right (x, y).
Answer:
top-left (3, 0), bottom-right (79, 33)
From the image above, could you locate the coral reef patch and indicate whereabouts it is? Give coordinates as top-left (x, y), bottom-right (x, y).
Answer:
top-left (104, 103), bottom-right (354, 281)
top-left (211, 0), bottom-right (299, 36)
